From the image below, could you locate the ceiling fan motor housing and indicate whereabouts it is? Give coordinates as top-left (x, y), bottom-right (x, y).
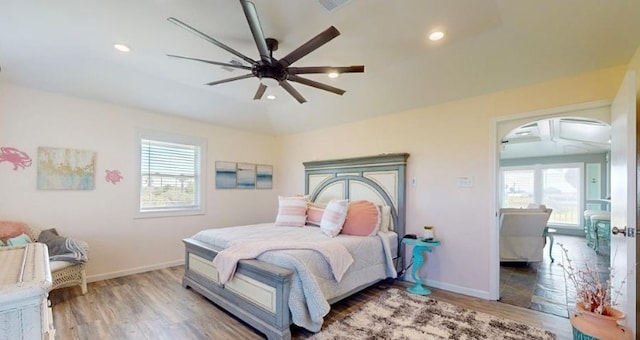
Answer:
top-left (167, 0), bottom-right (364, 102)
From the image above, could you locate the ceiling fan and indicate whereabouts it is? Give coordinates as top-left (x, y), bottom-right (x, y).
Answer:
top-left (167, 0), bottom-right (364, 104)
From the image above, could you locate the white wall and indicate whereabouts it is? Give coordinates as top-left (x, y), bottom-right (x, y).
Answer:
top-left (0, 83), bottom-right (279, 280)
top-left (276, 65), bottom-right (628, 298)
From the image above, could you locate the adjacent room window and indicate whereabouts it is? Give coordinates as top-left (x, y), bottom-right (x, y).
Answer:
top-left (500, 163), bottom-right (583, 227)
top-left (136, 130), bottom-right (205, 217)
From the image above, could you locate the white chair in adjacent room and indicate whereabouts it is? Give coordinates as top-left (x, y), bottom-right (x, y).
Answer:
top-left (499, 208), bottom-right (552, 263)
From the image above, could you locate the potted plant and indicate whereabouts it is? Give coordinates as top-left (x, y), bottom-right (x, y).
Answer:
top-left (557, 243), bottom-right (632, 340)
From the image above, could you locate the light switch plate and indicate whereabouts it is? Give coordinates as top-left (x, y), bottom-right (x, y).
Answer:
top-left (457, 176), bottom-right (474, 187)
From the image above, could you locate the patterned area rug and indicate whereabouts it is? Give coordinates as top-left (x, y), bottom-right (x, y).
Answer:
top-left (311, 288), bottom-right (556, 340)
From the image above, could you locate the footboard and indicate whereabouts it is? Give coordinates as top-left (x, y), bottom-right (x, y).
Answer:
top-left (182, 238), bottom-right (294, 340)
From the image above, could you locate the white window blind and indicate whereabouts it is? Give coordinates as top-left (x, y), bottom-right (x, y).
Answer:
top-left (139, 137), bottom-right (202, 214)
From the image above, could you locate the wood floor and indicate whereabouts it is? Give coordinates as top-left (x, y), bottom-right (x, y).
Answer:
top-left (50, 266), bottom-right (573, 339)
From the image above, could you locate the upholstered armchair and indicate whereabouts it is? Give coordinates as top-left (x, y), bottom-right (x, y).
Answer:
top-left (499, 207), bottom-right (552, 262)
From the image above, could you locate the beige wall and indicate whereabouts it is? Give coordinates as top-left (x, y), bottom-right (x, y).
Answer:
top-left (0, 57), bottom-right (635, 296)
top-left (276, 65), bottom-right (627, 297)
top-left (0, 83), bottom-right (279, 280)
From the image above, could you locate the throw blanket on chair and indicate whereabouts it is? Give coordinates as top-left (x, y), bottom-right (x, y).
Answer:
top-left (38, 228), bottom-right (88, 263)
top-left (49, 238), bottom-right (88, 263)
top-left (212, 240), bottom-right (354, 284)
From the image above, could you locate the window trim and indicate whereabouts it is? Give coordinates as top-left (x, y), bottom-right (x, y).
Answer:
top-left (134, 129), bottom-right (206, 218)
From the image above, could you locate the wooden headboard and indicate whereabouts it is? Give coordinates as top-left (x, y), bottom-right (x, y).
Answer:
top-left (303, 153), bottom-right (409, 238)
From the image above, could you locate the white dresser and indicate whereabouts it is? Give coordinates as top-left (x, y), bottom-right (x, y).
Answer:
top-left (0, 243), bottom-right (55, 340)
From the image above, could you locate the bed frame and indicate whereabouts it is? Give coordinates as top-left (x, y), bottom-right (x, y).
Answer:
top-left (182, 153), bottom-right (409, 340)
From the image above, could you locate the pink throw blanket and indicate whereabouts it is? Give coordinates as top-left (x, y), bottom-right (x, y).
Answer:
top-left (212, 240), bottom-right (354, 284)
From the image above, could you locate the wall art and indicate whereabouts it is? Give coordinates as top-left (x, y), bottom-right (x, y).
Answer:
top-left (236, 163), bottom-right (256, 189)
top-left (37, 147), bottom-right (96, 190)
top-left (0, 146), bottom-right (32, 170)
top-left (105, 169), bottom-right (124, 184)
top-left (215, 161), bottom-right (237, 189)
top-left (256, 164), bottom-right (273, 189)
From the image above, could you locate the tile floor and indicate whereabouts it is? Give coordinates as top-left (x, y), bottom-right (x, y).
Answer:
top-left (499, 234), bottom-right (610, 318)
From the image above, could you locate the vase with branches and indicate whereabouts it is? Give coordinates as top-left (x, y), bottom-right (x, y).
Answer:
top-left (557, 243), bottom-right (624, 315)
top-left (557, 243), bottom-right (632, 340)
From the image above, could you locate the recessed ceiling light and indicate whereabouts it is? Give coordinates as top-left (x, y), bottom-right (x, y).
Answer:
top-left (428, 31), bottom-right (445, 41)
top-left (266, 94), bottom-right (276, 100)
top-left (113, 44), bottom-right (131, 52)
top-left (328, 72), bottom-right (339, 79)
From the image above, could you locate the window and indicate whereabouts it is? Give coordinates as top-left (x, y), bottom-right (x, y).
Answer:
top-left (136, 130), bottom-right (205, 217)
top-left (500, 163), bottom-right (583, 227)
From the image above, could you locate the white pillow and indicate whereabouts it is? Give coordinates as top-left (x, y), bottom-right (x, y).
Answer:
top-left (275, 196), bottom-right (308, 227)
top-left (379, 205), bottom-right (392, 232)
top-left (320, 199), bottom-right (348, 237)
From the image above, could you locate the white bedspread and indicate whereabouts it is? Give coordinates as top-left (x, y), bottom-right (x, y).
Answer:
top-left (192, 223), bottom-right (397, 332)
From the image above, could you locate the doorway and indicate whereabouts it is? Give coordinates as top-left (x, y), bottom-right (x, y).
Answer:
top-left (493, 101), bottom-right (613, 318)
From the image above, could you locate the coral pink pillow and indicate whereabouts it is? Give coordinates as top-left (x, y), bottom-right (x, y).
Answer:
top-left (306, 205), bottom-right (325, 226)
top-left (0, 221), bottom-right (31, 243)
top-left (275, 196), bottom-right (308, 227)
top-left (341, 201), bottom-right (381, 236)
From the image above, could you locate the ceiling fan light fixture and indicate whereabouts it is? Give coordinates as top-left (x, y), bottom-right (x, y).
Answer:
top-left (261, 77), bottom-right (280, 87)
top-left (428, 31), bottom-right (445, 41)
top-left (327, 72), bottom-right (339, 79)
top-left (266, 94), bottom-right (276, 100)
top-left (113, 43), bottom-right (131, 52)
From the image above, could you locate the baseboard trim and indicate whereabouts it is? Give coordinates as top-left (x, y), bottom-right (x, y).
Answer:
top-left (87, 259), bottom-right (184, 283)
top-left (402, 277), bottom-right (494, 300)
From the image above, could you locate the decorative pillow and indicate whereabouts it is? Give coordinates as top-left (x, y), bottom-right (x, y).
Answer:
top-left (320, 199), bottom-right (348, 237)
top-left (341, 200), bottom-right (381, 236)
top-left (7, 233), bottom-right (32, 246)
top-left (0, 221), bottom-right (31, 243)
top-left (379, 206), bottom-right (392, 232)
top-left (38, 228), bottom-right (68, 256)
top-left (306, 205), bottom-right (325, 227)
top-left (275, 196), bottom-right (308, 227)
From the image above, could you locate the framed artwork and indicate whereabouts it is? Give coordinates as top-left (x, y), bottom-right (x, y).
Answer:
top-left (37, 147), bottom-right (96, 190)
top-left (256, 164), bottom-right (273, 189)
top-left (236, 163), bottom-right (256, 189)
top-left (215, 161), bottom-right (237, 189)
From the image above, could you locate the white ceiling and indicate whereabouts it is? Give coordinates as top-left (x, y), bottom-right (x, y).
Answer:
top-left (1, 0), bottom-right (639, 136)
top-left (501, 117), bottom-right (611, 159)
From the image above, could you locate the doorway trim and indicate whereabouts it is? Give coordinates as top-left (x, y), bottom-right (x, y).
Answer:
top-left (489, 99), bottom-right (612, 299)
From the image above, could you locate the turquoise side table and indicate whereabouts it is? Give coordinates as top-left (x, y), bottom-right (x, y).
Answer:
top-left (402, 238), bottom-right (440, 295)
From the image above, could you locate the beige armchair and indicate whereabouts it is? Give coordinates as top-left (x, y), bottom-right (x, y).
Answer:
top-left (499, 207), bottom-right (552, 262)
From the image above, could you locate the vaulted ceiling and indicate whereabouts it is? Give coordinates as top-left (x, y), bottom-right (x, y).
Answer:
top-left (1, 0), bottom-right (639, 135)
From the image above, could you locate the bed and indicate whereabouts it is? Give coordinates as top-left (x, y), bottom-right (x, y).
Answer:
top-left (181, 153), bottom-right (409, 340)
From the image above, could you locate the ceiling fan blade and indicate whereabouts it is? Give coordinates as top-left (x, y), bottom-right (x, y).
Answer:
top-left (205, 74), bottom-right (254, 86)
top-left (287, 74), bottom-right (345, 95)
top-left (253, 83), bottom-right (267, 100)
top-left (287, 65), bottom-right (365, 75)
top-left (278, 26), bottom-right (340, 68)
top-left (167, 17), bottom-right (257, 65)
top-left (279, 81), bottom-right (307, 104)
top-left (239, 0), bottom-right (271, 64)
top-left (167, 55), bottom-right (252, 70)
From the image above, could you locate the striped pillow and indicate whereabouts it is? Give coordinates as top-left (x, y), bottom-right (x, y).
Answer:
top-left (275, 196), bottom-right (308, 227)
top-left (320, 199), bottom-right (348, 237)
